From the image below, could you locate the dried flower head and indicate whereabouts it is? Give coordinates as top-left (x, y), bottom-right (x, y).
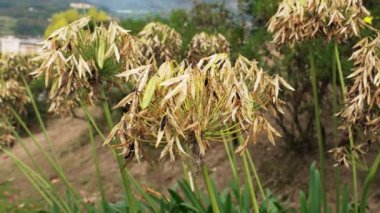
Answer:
top-left (0, 55), bottom-right (39, 82)
top-left (268, 0), bottom-right (370, 45)
top-left (0, 120), bottom-right (15, 148)
top-left (138, 22), bottom-right (182, 62)
top-left (340, 34), bottom-right (380, 144)
top-left (105, 54), bottom-right (294, 163)
top-left (187, 32), bottom-right (230, 63)
top-left (0, 79), bottom-right (29, 113)
top-left (329, 143), bottom-right (368, 168)
top-left (32, 17), bottom-right (146, 116)
top-left (0, 55), bottom-right (34, 147)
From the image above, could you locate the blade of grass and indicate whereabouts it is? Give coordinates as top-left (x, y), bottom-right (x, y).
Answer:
top-left (22, 76), bottom-right (60, 166)
top-left (334, 42), bottom-right (358, 213)
top-left (360, 151), bottom-right (380, 213)
top-left (223, 139), bottom-right (239, 184)
top-left (235, 131), bottom-right (260, 213)
top-left (88, 122), bottom-right (108, 213)
top-left (2, 115), bottom-right (45, 178)
top-left (9, 106), bottom-right (76, 196)
top-left (308, 44), bottom-right (327, 212)
top-left (332, 43), bottom-right (341, 213)
top-left (247, 152), bottom-right (265, 200)
top-left (201, 164), bottom-right (221, 213)
top-left (2, 148), bottom-right (71, 212)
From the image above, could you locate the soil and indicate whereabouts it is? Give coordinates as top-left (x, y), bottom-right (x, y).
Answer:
top-left (1, 107), bottom-right (380, 212)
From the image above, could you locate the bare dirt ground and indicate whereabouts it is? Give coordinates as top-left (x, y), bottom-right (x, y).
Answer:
top-left (1, 108), bottom-right (380, 212)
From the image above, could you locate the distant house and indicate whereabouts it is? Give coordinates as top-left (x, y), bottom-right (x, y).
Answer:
top-left (0, 36), bottom-right (41, 54)
top-left (70, 2), bottom-right (94, 9)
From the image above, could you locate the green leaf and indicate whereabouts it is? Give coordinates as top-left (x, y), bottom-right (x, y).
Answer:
top-left (178, 180), bottom-right (206, 212)
top-left (223, 194), bottom-right (232, 213)
top-left (141, 75), bottom-right (158, 109)
top-left (341, 185), bottom-right (350, 213)
top-left (300, 191), bottom-right (307, 213)
top-left (97, 40), bottom-right (105, 69)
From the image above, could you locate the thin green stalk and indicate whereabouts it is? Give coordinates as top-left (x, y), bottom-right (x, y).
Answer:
top-left (181, 161), bottom-right (190, 182)
top-left (22, 76), bottom-right (60, 165)
top-left (332, 44), bottom-right (340, 213)
top-left (201, 164), bottom-right (221, 213)
top-left (334, 42), bottom-right (358, 212)
top-left (9, 107), bottom-right (75, 194)
top-left (100, 89), bottom-right (137, 213)
top-left (308, 44), bottom-right (327, 212)
top-left (88, 123), bottom-right (107, 212)
top-left (242, 150), bottom-right (260, 213)
top-left (3, 116), bottom-right (45, 177)
top-left (247, 153), bottom-right (265, 200)
top-left (236, 132), bottom-right (259, 213)
top-left (223, 139), bottom-right (239, 183)
top-left (332, 44), bottom-right (338, 146)
top-left (360, 151), bottom-right (380, 213)
top-left (125, 169), bottom-right (160, 211)
top-left (2, 149), bottom-right (71, 212)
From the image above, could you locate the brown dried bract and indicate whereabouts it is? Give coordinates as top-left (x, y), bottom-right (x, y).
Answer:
top-left (268, 0), bottom-right (369, 45)
top-left (340, 34), bottom-right (380, 144)
top-left (187, 32), bottom-right (230, 64)
top-left (138, 22), bottom-right (182, 63)
top-left (105, 54), bottom-right (294, 163)
top-left (32, 17), bottom-right (147, 116)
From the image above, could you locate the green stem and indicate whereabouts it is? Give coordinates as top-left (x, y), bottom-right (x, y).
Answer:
top-left (2, 149), bottom-right (71, 212)
top-left (22, 76), bottom-right (60, 166)
top-left (3, 116), bottom-right (45, 177)
top-left (99, 89), bottom-right (137, 213)
top-left (88, 123), bottom-right (107, 212)
top-left (223, 138), bottom-right (239, 183)
top-left (331, 44), bottom-right (340, 213)
top-left (201, 164), bottom-right (221, 213)
top-left (334, 42), bottom-right (358, 212)
top-left (243, 151), bottom-right (260, 213)
top-left (9, 107), bottom-right (75, 195)
top-left (236, 133), bottom-right (259, 213)
top-left (308, 44), bottom-right (327, 212)
top-left (360, 151), bottom-right (380, 213)
top-left (247, 152), bottom-right (266, 200)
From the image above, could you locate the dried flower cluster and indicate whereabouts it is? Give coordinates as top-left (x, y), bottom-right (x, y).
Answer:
top-left (187, 32), bottom-right (230, 63)
top-left (32, 17), bottom-right (147, 116)
top-left (0, 55), bottom-right (39, 82)
top-left (0, 79), bottom-right (28, 148)
top-left (0, 55), bottom-right (34, 147)
top-left (138, 22), bottom-right (182, 62)
top-left (0, 121), bottom-right (15, 148)
top-left (105, 54), bottom-right (294, 163)
top-left (0, 55), bottom-right (33, 113)
top-left (340, 34), bottom-right (380, 144)
top-left (268, 0), bottom-right (370, 45)
top-left (329, 143), bottom-right (367, 168)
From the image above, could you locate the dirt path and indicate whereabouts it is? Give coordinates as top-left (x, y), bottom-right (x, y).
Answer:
top-left (1, 109), bottom-right (380, 211)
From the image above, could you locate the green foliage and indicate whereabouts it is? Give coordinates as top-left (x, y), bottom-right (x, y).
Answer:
top-left (0, 0), bottom-right (67, 36)
top-left (0, 16), bottom-right (17, 36)
top-left (44, 8), bottom-right (108, 38)
top-left (299, 163), bottom-right (352, 213)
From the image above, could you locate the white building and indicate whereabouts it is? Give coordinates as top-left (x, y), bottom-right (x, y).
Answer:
top-left (0, 36), bottom-right (41, 54)
top-left (70, 3), bottom-right (94, 9)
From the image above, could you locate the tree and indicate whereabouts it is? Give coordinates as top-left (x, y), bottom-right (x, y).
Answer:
top-left (44, 7), bottom-right (108, 38)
